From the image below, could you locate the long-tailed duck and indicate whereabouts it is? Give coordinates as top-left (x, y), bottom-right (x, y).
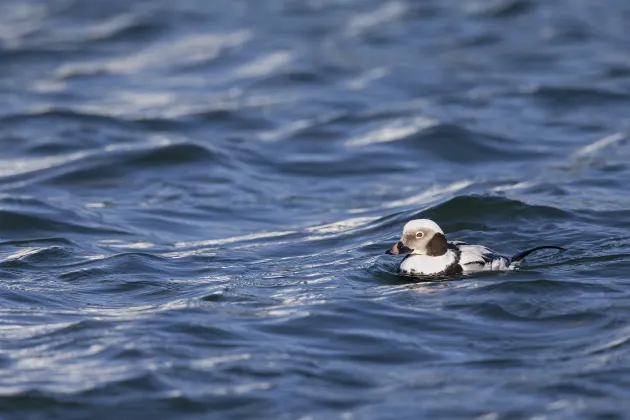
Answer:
top-left (386, 219), bottom-right (565, 276)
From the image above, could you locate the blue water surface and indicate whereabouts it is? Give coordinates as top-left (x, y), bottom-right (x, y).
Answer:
top-left (1, 0), bottom-right (630, 418)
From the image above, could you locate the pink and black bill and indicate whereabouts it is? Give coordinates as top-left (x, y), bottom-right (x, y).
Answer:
top-left (386, 241), bottom-right (414, 255)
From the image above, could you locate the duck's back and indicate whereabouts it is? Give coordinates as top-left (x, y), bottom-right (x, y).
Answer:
top-left (450, 241), bottom-right (511, 272)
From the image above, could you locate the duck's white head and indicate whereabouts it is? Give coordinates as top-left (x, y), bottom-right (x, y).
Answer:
top-left (386, 219), bottom-right (448, 256)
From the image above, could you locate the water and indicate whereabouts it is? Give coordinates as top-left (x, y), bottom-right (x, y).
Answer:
top-left (1, 0), bottom-right (630, 418)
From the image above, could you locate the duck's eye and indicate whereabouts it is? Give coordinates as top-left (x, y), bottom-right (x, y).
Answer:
top-left (415, 231), bottom-right (424, 239)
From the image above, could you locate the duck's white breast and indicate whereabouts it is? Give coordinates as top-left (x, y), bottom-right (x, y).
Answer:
top-left (399, 251), bottom-right (457, 275)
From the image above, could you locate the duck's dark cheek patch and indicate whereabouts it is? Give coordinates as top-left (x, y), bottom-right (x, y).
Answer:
top-left (426, 233), bottom-right (448, 256)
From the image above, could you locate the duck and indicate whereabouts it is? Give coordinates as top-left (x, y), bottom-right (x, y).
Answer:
top-left (386, 219), bottom-right (565, 276)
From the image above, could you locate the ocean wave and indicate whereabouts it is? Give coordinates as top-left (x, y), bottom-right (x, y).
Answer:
top-left (0, 137), bottom-right (222, 189)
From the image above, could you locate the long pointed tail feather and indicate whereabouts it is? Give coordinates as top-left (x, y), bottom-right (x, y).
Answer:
top-left (510, 246), bottom-right (566, 263)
